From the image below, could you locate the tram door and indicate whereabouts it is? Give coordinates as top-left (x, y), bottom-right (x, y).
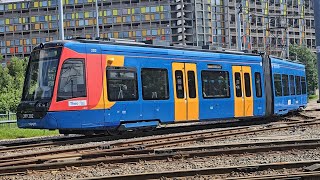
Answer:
top-left (232, 66), bottom-right (253, 117)
top-left (172, 62), bottom-right (199, 121)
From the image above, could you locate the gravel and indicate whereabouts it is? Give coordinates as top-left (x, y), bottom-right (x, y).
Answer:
top-left (3, 148), bottom-right (320, 180)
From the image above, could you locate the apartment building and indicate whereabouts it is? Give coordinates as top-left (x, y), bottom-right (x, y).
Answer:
top-left (211, 0), bottom-right (315, 56)
top-left (0, 0), bottom-right (315, 60)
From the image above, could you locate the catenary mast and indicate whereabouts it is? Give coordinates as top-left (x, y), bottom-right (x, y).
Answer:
top-left (314, 0), bottom-right (320, 102)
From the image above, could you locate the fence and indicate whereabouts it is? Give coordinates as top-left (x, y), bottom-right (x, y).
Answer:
top-left (0, 112), bottom-right (17, 127)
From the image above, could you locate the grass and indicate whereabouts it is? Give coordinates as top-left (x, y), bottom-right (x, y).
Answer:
top-left (0, 124), bottom-right (59, 140)
top-left (308, 94), bottom-right (318, 100)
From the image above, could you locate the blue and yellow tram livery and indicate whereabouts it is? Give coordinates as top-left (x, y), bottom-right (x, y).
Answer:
top-left (17, 39), bottom-right (307, 134)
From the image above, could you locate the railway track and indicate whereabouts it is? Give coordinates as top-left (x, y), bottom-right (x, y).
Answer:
top-left (226, 171), bottom-right (320, 180)
top-left (0, 125), bottom-right (255, 163)
top-left (1, 129), bottom-right (320, 175)
top-left (304, 109), bottom-right (320, 112)
top-left (0, 116), bottom-right (281, 153)
top-left (0, 114), bottom-right (314, 154)
top-left (1, 113), bottom-right (319, 177)
top-left (0, 110), bottom-right (313, 153)
top-left (78, 161), bottom-right (320, 180)
top-left (1, 117), bottom-right (318, 161)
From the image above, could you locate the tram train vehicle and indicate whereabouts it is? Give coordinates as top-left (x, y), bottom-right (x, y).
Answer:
top-left (17, 39), bottom-right (307, 134)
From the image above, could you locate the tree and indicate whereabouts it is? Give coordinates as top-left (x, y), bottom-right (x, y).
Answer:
top-left (289, 45), bottom-right (318, 95)
top-left (0, 56), bottom-right (28, 113)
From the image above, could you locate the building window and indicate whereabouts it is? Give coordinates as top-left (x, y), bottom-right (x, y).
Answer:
top-left (202, 71), bottom-right (230, 98)
top-left (274, 74), bottom-right (282, 96)
top-left (175, 70), bottom-right (185, 99)
top-left (141, 68), bottom-right (169, 100)
top-left (295, 76), bottom-right (301, 95)
top-left (282, 74), bottom-right (289, 96)
top-left (255, 72), bottom-right (262, 97)
top-left (107, 67), bottom-right (138, 101)
top-left (57, 59), bottom-right (86, 101)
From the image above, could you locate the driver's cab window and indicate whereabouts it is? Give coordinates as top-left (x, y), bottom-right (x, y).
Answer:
top-left (57, 59), bottom-right (86, 101)
top-left (107, 67), bottom-right (138, 101)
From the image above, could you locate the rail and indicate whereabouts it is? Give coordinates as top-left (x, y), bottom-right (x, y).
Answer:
top-left (78, 161), bottom-right (320, 180)
top-left (0, 119), bottom-right (320, 174)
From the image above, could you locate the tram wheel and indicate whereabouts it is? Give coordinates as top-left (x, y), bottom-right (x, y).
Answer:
top-left (59, 130), bottom-right (70, 136)
top-left (106, 128), bottom-right (122, 136)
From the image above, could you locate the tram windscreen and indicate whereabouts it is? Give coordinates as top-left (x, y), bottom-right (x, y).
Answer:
top-left (22, 47), bottom-right (62, 101)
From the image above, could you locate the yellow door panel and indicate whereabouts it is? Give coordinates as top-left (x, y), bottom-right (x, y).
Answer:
top-left (242, 66), bottom-right (253, 116)
top-left (232, 66), bottom-right (244, 117)
top-left (232, 66), bottom-right (253, 117)
top-left (172, 62), bottom-right (199, 121)
top-left (185, 63), bottom-right (199, 120)
top-left (172, 62), bottom-right (187, 121)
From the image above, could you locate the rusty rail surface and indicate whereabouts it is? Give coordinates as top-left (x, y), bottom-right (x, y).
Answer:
top-left (77, 160), bottom-right (320, 180)
top-left (225, 171), bottom-right (320, 180)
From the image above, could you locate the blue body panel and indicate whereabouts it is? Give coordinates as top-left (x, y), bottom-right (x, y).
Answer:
top-left (17, 41), bottom-right (305, 131)
top-left (271, 57), bottom-right (307, 115)
top-left (119, 121), bottom-right (159, 130)
top-left (18, 110), bottom-right (105, 129)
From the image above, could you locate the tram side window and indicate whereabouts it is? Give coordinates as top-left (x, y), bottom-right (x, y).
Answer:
top-left (57, 59), bottom-right (86, 101)
top-left (187, 71), bottom-right (196, 98)
top-left (282, 74), bottom-right (289, 96)
top-left (289, 75), bottom-right (295, 95)
top-left (244, 73), bottom-right (251, 97)
top-left (201, 71), bottom-right (230, 98)
top-left (175, 70), bottom-right (185, 99)
top-left (234, 72), bottom-right (242, 97)
top-left (254, 72), bottom-right (262, 97)
top-left (301, 76), bottom-right (307, 94)
top-left (141, 68), bottom-right (169, 100)
top-left (107, 67), bottom-right (138, 101)
top-left (296, 76), bottom-right (301, 95)
top-left (274, 74), bottom-right (282, 97)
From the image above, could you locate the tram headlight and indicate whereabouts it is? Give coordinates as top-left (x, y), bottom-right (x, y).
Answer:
top-left (35, 101), bottom-right (50, 111)
top-left (36, 102), bottom-right (48, 108)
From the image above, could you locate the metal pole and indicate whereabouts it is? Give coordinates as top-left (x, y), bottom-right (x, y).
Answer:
top-left (58, 0), bottom-right (64, 40)
top-left (286, 27), bottom-right (289, 59)
top-left (314, 0), bottom-right (320, 102)
top-left (95, 0), bottom-right (100, 39)
top-left (236, 4), bottom-right (242, 51)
